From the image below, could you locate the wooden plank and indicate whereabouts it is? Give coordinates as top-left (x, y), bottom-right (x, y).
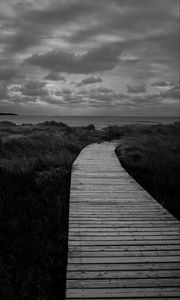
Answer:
top-left (68, 224), bottom-right (180, 228)
top-left (69, 213), bottom-right (174, 217)
top-left (69, 210), bottom-right (168, 213)
top-left (68, 231), bottom-right (180, 236)
top-left (69, 245), bottom-right (180, 252)
top-left (68, 256), bottom-right (180, 264)
top-left (67, 269), bottom-right (180, 279)
top-left (69, 235), bottom-right (180, 241)
top-left (67, 262), bottom-right (180, 271)
top-left (68, 250), bottom-right (180, 257)
top-left (66, 278), bottom-right (180, 288)
top-left (68, 225), bottom-right (180, 229)
top-left (66, 287), bottom-right (180, 298)
top-left (69, 217), bottom-right (175, 221)
top-left (68, 240), bottom-right (180, 246)
top-left (69, 227), bottom-right (180, 232)
top-left (65, 143), bottom-right (180, 299)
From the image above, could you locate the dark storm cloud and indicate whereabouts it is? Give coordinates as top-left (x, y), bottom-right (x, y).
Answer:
top-left (2, 0), bottom-right (97, 53)
top-left (0, 0), bottom-right (178, 114)
top-left (1, 0), bottom-right (178, 61)
top-left (25, 1), bottom-right (95, 27)
top-left (44, 72), bottom-right (66, 81)
top-left (20, 80), bottom-right (49, 97)
top-left (67, 0), bottom-right (178, 42)
top-left (75, 76), bottom-right (102, 87)
top-left (127, 84), bottom-right (146, 94)
top-left (22, 81), bottom-right (47, 90)
top-left (0, 67), bottom-right (18, 81)
top-left (24, 43), bottom-right (122, 74)
top-left (4, 28), bottom-right (42, 53)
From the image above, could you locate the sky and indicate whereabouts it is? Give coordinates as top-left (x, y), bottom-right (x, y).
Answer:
top-left (0, 0), bottom-right (179, 116)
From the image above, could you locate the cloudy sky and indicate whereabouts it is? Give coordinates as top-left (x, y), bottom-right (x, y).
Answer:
top-left (0, 0), bottom-right (179, 116)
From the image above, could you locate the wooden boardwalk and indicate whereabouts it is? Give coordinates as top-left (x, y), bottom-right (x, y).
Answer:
top-left (65, 143), bottom-right (180, 299)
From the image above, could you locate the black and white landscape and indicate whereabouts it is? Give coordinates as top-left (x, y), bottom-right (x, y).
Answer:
top-left (0, 1), bottom-right (179, 300)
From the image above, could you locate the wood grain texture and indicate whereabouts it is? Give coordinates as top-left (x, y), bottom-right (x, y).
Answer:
top-left (65, 143), bottom-right (180, 299)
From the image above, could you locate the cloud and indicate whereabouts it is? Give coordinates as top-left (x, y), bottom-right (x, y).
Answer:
top-left (67, 0), bottom-right (178, 45)
top-left (3, 0), bottom-right (177, 56)
top-left (163, 84), bottom-right (180, 99)
top-left (91, 87), bottom-right (114, 94)
top-left (11, 95), bottom-right (38, 105)
top-left (128, 94), bottom-right (161, 106)
top-left (119, 55), bottom-right (140, 64)
top-left (53, 88), bottom-right (84, 105)
top-left (4, 29), bottom-right (42, 54)
top-left (0, 0), bottom-right (178, 115)
top-left (23, 43), bottom-right (122, 74)
top-left (0, 84), bottom-right (9, 100)
top-left (22, 81), bottom-right (47, 90)
top-left (2, 82), bottom-right (178, 112)
top-left (2, 1), bottom-right (97, 54)
top-left (42, 96), bottom-right (68, 106)
top-left (62, 88), bottom-right (72, 95)
top-left (20, 80), bottom-right (49, 97)
top-left (44, 72), bottom-right (66, 81)
top-left (26, 1), bottom-right (96, 27)
top-left (0, 67), bottom-right (18, 81)
top-left (77, 86), bottom-right (130, 106)
top-left (151, 80), bottom-right (175, 87)
top-left (128, 86), bottom-right (179, 107)
top-left (75, 76), bottom-right (102, 87)
top-left (127, 84), bottom-right (147, 93)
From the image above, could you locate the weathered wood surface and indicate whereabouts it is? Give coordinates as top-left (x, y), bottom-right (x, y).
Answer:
top-left (65, 143), bottom-right (180, 299)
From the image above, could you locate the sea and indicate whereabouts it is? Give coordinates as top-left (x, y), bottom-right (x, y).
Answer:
top-left (0, 115), bottom-right (179, 130)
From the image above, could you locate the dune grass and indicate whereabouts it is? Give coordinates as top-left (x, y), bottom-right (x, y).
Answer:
top-left (0, 121), bottom-right (102, 300)
top-left (115, 123), bottom-right (180, 220)
top-left (0, 121), bottom-right (179, 299)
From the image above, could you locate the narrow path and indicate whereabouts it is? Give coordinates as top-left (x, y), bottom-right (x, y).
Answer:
top-left (65, 143), bottom-right (180, 299)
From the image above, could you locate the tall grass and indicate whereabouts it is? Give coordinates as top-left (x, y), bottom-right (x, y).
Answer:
top-left (0, 122), bottom-right (103, 300)
top-left (115, 124), bottom-right (180, 220)
top-left (1, 164), bottom-right (71, 299)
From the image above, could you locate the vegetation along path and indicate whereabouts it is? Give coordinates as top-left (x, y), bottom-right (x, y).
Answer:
top-left (65, 143), bottom-right (180, 299)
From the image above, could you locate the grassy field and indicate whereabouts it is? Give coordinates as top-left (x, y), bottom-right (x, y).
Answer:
top-left (0, 121), bottom-right (179, 299)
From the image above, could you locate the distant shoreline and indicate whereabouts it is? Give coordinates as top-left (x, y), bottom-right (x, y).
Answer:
top-left (0, 114), bottom-right (178, 129)
top-left (0, 113), bottom-right (18, 116)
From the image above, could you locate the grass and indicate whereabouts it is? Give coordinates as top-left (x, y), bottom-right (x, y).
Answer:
top-left (0, 121), bottom-right (102, 300)
top-left (115, 123), bottom-right (180, 220)
top-left (0, 121), bottom-right (179, 299)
